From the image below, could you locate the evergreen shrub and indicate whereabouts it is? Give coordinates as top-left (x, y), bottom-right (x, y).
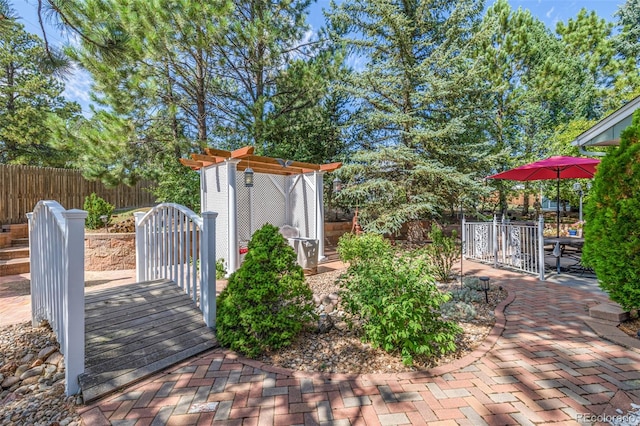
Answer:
top-left (215, 224), bottom-right (315, 357)
top-left (83, 193), bottom-right (114, 229)
top-left (582, 110), bottom-right (640, 310)
top-left (337, 233), bottom-right (461, 366)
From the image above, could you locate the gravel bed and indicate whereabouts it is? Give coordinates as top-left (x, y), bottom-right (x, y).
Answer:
top-left (0, 322), bottom-right (81, 426)
top-left (259, 267), bottom-right (508, 374)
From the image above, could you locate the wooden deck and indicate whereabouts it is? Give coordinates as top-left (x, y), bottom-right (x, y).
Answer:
top-left (79, 279), bottom-right (218, 402)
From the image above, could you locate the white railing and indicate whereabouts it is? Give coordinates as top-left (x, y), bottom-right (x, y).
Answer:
top-left (463, 216), bottom-right (545, 281)
top-left (27, 201), bottom-right (87, 396)
top-left (135, 203), bottom-right (218, 328)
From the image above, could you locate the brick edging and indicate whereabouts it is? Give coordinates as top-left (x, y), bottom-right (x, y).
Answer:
top-left (219, 289), bottom-right (516, 381)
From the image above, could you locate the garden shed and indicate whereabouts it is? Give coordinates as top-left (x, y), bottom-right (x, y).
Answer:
top-left (181, 147), bottom-right (341, 274)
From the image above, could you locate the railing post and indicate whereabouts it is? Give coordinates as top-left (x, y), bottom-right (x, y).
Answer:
top-left (492, 215), bottom-right (498, 268)
top-left (200, 212), bottom-right (218, 329)
top-left (134, 212), bottom-right (146, 283)
top-left (26, 212), bottom-right (39, 327)
top-left (538, 215), bottom-right (545, 281)
top-left (62, 209), bottom-right (87, 396)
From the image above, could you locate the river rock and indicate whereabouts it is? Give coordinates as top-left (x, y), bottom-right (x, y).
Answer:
top-left (20, 353), bottom-right (35, 364)
top-left (21, 375), bottom-right (39, 386)
top-left (30, 358), bottom-right (43, 368)
top-left (15, 364), bottom-right (29, 376)
top-left (0, 361), bottom-right (17, 374)
top-left (46, 352), bottom-right (63, 366)
top-left (20, 365), bottom-right (44, 380)
top-left (1, 376), bottom-right (20, 389)
top-left (38, 346), bottom-right (58, 361)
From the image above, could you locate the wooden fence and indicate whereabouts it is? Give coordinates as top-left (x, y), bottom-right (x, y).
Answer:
top-left (0, 164), bottom-right (156, 224)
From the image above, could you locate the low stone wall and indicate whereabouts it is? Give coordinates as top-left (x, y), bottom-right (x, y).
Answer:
top-left (85, 233), bottom-right (135, 271)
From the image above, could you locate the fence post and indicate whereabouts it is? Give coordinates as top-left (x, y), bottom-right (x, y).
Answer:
top-left (62, 209), bottom-right (87, 396)
top-left (200, 212), bottom-right (218, 329)
top-left (492, 215), bottom-right (498, 268)
top-left (134, 212), bottom-right (146, 283)
top-left (538, 215), bottom-right (545, 281)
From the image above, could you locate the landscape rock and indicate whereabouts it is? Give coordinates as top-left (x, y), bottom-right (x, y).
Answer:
top-left (20, 365), bottom-right (44, 380)
top-left (1, 376), bottom-right (20, 389)
top-left (38, 346), bottom-right (58, 361)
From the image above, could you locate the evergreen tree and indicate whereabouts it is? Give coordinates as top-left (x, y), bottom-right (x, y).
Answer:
top-left (0, 5), bottom-right (81, 166)
top-left (328, 0), bottom-right (490, 233)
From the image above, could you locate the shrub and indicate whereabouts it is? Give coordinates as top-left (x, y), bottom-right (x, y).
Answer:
top-left (440, 301), bottom-right (477, 322)
top-left (582, 110), bottom-right (640, 311)
top-left (337, 232), bottom-right (392, 266)
top-left (216, 259), bottom-right (227, 279)
top-left (83, 193), bottom-right (115, 230)
top-left (215, 224), bottom-right (315, 357)
top-left (423, 224), bottom-right (459, 282)
top-left (337, 233), bottom-right (461, 366)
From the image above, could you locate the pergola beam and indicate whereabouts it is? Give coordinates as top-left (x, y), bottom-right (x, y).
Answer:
top-left (184, 146), bottom-right (342, 176)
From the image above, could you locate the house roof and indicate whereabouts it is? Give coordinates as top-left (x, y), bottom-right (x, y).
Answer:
top-left (571, 95), bottom-right (640, 148)
top-left (179, 146), bottom-right (341, 176)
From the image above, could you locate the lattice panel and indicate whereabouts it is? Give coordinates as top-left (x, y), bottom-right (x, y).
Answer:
top-left (289, 174), bottom-right (315, 238)
top-left (203, 165), bottom-right (229, 270)
top-left (252, 173), bottom-right (286, 232)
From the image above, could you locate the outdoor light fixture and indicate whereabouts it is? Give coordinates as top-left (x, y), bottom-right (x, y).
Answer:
top-left (332, 177), bottom-right (342, 192)
top-left (572, 182), bottom-right (591, 222)
top-left (244, 166), bottom-right (254, 187)
top-left (479, 276), bottom-right (490, 303)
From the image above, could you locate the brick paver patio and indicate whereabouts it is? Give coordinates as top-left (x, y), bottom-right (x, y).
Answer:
top-left (76, 261), bottom-right (640, 425)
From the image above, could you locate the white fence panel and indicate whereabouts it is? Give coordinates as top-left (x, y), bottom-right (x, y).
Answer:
top-left (135, 203), bottom-right (218, 328)
top-left (28, 201), bottom-right (87, 396)
top-left (463, 216), bottom-right (545, 280)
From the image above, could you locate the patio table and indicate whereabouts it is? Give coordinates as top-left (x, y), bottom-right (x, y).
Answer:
top-left (544, 237), bottom-right (584, 273)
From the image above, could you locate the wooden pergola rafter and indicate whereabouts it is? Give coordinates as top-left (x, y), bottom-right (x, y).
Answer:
top-left (180, 146), bottom-right (342, 176)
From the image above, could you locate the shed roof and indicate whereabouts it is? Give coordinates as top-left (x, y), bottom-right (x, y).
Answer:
top-left (180, 146), bottom-right (341, 176)
top-left (571, 95), bottom-right (640, 148)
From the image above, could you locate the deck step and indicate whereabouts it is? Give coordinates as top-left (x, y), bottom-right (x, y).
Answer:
top-left (0, 258), bottom-right (30, 276)
top-left (11, 238), bottom-right (29, 248)
top-left (0, 246), bottom-right (29, 261)
top-left (79, 279), bottom-right (218, 403)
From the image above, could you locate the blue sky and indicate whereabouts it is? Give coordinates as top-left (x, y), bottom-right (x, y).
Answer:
top-left (10, 0), bottom-right (624, 113)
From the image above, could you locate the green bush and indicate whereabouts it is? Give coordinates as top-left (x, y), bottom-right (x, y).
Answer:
top-left (215, 224), bottom-right (315, 357)
top-left (337, 233), bottom-right (461, 366)
top-left (423, 224), bottom-right (459, 282)
top-left (216, 259), bottom-right (227, 279)
top-left (337, 232), bottom-right (393, 266)
top-left (83, 193), bottom-right (115, 230)
top-left (582, 110), bottom-right (640, 311)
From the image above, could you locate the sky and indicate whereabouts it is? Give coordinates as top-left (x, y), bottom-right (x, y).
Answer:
top-left (10, 0), bottom-right (625, 114)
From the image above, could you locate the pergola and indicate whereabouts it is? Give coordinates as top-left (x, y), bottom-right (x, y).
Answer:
top-left (181, 147), bottom-right (341, 274)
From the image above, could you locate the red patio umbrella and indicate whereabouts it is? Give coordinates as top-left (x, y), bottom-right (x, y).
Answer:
top-left (487, 156), bottom-right (600, 237)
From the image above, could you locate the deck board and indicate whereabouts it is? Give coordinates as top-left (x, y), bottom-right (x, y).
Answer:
top-left (79, 279), bottom-right (218, 403)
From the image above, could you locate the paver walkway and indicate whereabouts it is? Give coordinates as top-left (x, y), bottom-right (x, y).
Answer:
top-left (74, 261), bottom-right (640, 426)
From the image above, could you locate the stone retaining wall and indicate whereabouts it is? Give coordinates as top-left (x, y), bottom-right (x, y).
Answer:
top-left (85, 233), bottom-right (135, 271)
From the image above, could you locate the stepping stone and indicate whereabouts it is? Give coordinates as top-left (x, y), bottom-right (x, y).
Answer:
top-left (589, 303), bottom-right (630, 323)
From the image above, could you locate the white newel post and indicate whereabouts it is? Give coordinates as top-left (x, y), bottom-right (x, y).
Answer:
top-left (134, 211), bottom-right (146, 283)
top-left (538, 215), bottom-right (545, 282)
top-left (314, 171), bottom-right (325, 261)
top-left (63, 209), bottom-right (87, 396)
top-left (200, 212), bottom-right (218, 328)
top-left (26, 212), bottom-right (38, 327)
